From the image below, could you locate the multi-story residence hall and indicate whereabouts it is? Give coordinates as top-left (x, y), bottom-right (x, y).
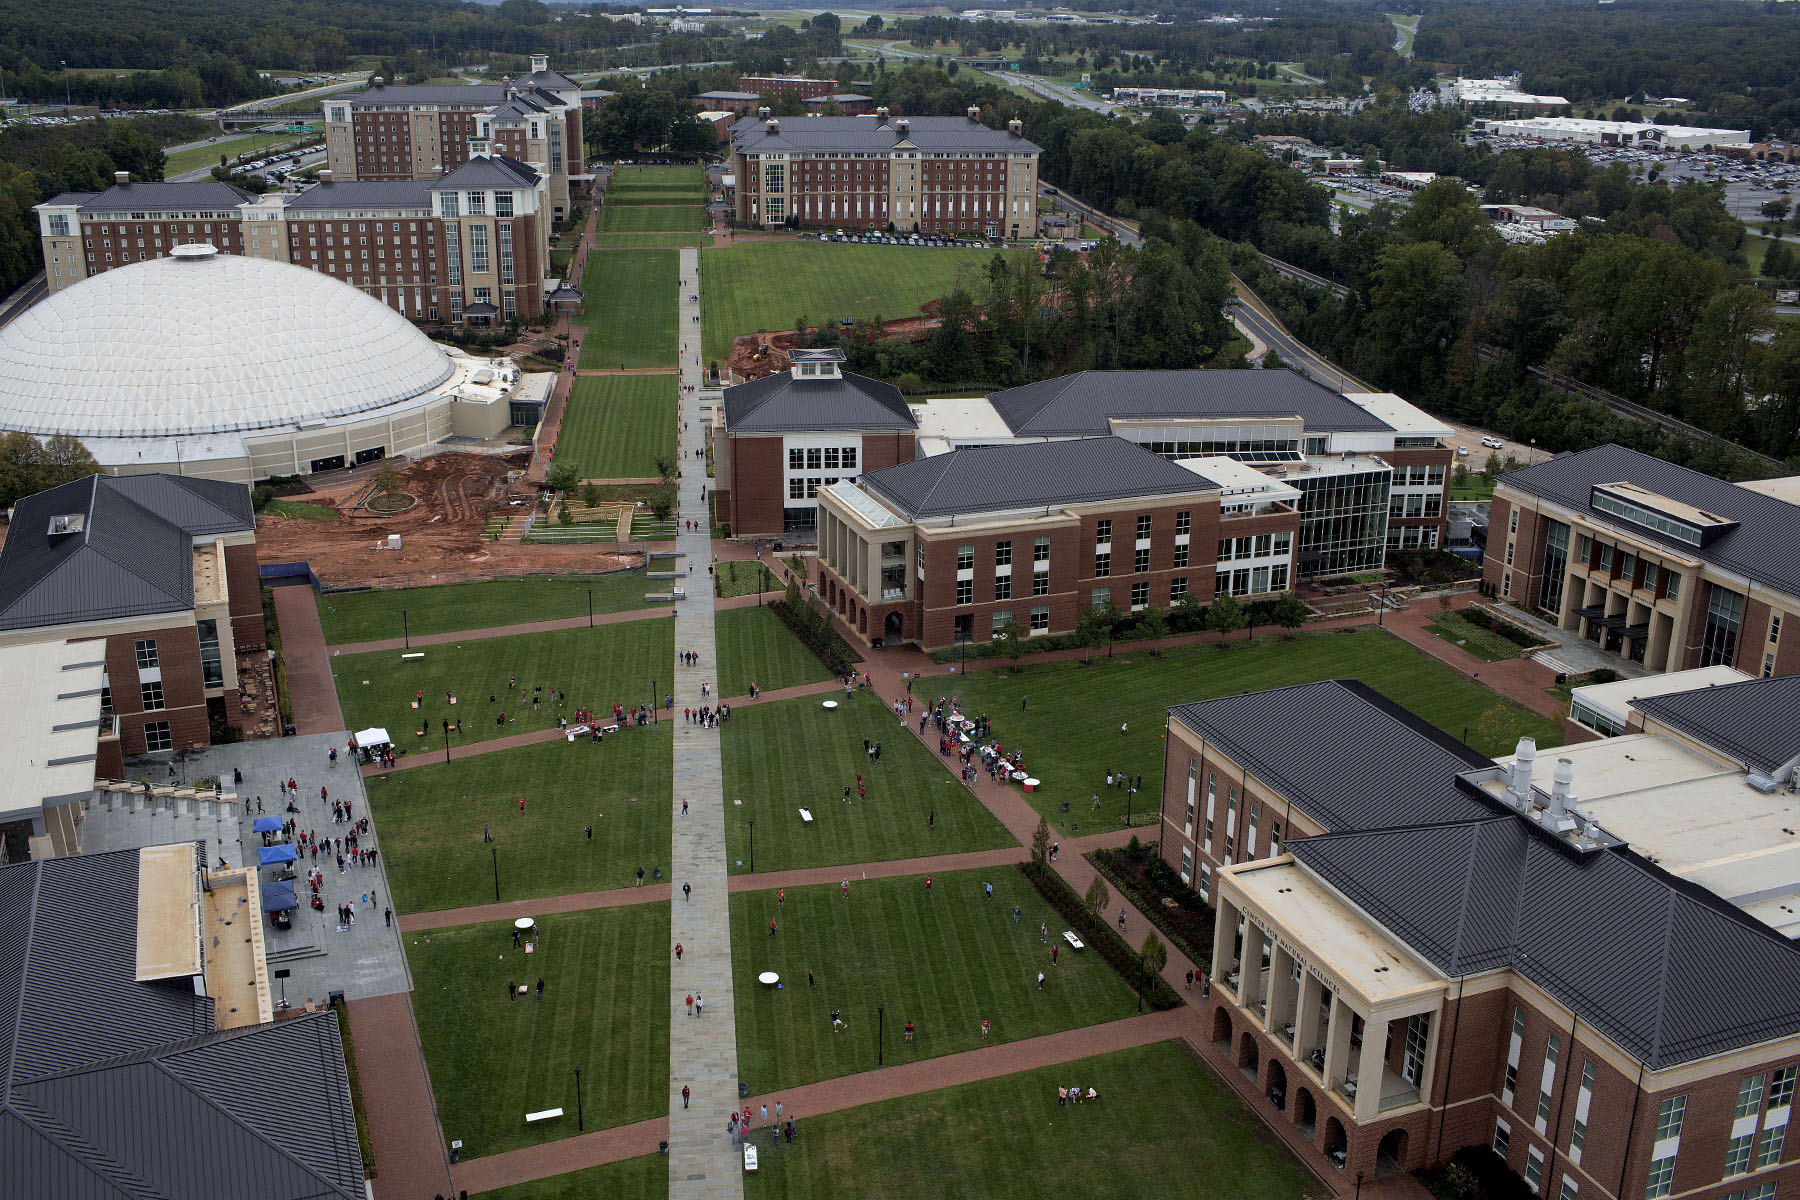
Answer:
top-left (1488, 444), bottom-right (1800, 678)
top-left (38, 150), bottom-right (556, 321)
top-left (728, 108), bottom-right (1041, 237)
top-left (815, 436), bottom-right (1301, 648)
top-left (1159, 671), bottom-right (1800, 1192)
top-left (321, 55), bottom-right (586, 219)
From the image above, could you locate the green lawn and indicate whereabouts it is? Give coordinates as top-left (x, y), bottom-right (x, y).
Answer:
top-left (716, 605), bottom-right (833, 698)
top-left (408, 905), bottom-right (669, 1158)
top-left (578, 250), bottom-right (679, 369)
top-left (599, 205), bottom-right (708, 232)
top-left (556, 376), bottom-right (678, 481)
top-left (610, 166), bottom-right (705, 183)
top-left (477, 1156), bottom-right (665, 1200)
top-left (1424, 612), bottom-right (1523, 662)
top-left (365, 732), bottom-right (672, 913)
top-left (715, 560), bottom-right (782, 599)
top-left (330, 620), bottom-right (674, 751)
top-left (943, 627), bottom-right (1564, 833)
top-left (720, 691), bottom-right (1016, 874)
top-left (163, 132), bottom-right (314, 177)
top-left (595, 235), bottom-right (711, 248)
top-left (730, 869), bottom-right (1137, 1093)
top-left (317, 572), bottom-right (666, 644)
top-left (608, 187), bottom-right (709, 206)
top-left (699, 243), bottom-right (1026, 360)
top-left (742, 1041), bottom-right (1316, 1200)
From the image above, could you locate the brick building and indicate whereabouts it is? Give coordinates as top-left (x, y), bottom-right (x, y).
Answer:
top-left (714, 349), bottom-right (916, 537)
top-left (39, 151), bottom-right (555, 322)
top-left (0, 474), bottom-right (260, 777)
top-left (321, 55), bottom-right (586, 219)
top-left (728, 109), bottom-right (1041, 237)
top-left (1486, 444), bottom-right (1800, 678)
top-left (1159, 673), bottom-right (1800, 1195)
top-left (738, 75), bottom-right (840, 101)
top-left (815, 436), bottom-right (1301, 649)
top-left (696, 90), bottom-right (766, 116)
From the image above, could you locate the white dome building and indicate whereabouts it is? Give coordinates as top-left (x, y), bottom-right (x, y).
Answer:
top-left (0, 245), bottom-right (546, 484)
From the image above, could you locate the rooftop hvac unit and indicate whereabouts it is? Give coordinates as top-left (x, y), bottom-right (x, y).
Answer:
top-left (1748, 774), bottom-right (1781, 795)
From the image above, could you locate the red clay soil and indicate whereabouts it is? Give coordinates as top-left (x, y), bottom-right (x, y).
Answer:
top-left (726, 305), bottom-right (941, 382)
top-left (255, 452), bottom-right (640, 588)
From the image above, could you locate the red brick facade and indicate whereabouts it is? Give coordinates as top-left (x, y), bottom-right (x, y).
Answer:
top-left (740, 76), bottom-right (839, 100)
top-left (82, 216), bottom-right (242, 273)
top-left (103, 624), bottom-right (210, 757)
top-left (721, 430), bottom-right (916, 537)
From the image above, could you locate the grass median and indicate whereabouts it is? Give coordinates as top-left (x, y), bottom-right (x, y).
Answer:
top-left (577, 250), bottom-right (679, 369)
top-left (716, 605), bottom-right (834, 699)
top-left (317, 572), bottom-right (667, 645)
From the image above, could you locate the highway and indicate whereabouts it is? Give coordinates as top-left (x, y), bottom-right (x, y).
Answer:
top-left (990, 70), bottom-right (1118, 115)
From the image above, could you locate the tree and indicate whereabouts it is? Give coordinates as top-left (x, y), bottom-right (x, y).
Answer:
top-left (1763, 197), bottom-right (1791, 236)
top-left (581, 482), bottom-right (601, 508)
top-left (652, 453), bottom-right (676, 482)
top-left (1205, 591), bottom-right (1246, 643)
top-left (1084, 875), bottom-right (1109, 916)
top-left (1482, 451), bottom-right (1503, 480)
top-left (374, 462), bottom-right (404, 502)
top-left (1073, 604), bottom-right (1110, 664)
top-left (0, 431), bottom-right (101, 511)
top-left (996, 617), bottom-right (1029, 669)
top-left (1140, 931), bottom-right (1168, 980)
top-left (648, 479), bottom-right (678, 520)
top-left (1270, 591), bottom-right (1308, 635)
top-left (1031, 816), bottom-right (1050, 866)
top-left (1261, 347), bottom-right (1286, 371)
top-left (1134, 605), bottom-right (1169, 654)
top-left (545, 460), bottom-right (580, 494)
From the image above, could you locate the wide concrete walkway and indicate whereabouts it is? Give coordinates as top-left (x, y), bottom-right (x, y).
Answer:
top-left (669, 247), bottom-right (745, 1200)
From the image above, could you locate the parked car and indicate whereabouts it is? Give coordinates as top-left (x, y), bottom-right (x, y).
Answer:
top-left (1457, 445), bottom-right (1471, 457)
top-left (1480, 436), bottom-right (1503, 449)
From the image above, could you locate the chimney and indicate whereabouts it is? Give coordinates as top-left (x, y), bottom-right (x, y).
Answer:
top-left (967, 105), bottom-right (981, 123)
top-left (1505, 737), bottom-right (1536, 804)
top-left (896, 118), bottom-right (910, 136)
top-left (767, 118), bottom-right (779, 134)
top-left (876, 106), bottom-right (889, 122)
top-left (114, 170), bottom-right (130, 185)
top-left (758, 106), bottom-right (771, 119)
top-left (318, 169), bottom-right (333, 183)
top-left (372, 76), bottom-right (385, 88)
top-left (1008, 118), bottom-right (1023, 136)
top-left (531, 53), bottom-right (549, 74)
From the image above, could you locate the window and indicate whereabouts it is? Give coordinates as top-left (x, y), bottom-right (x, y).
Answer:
top-left (1198, 863), bottom-right (1211, 900)
top-left (1091, 586), bottom-right (1110, 610)
top-left (445, 227), bottom-right (461, 285)
top-left (1571, 1061), bottom-right (1595, 1163)
top-left (144, 721), bottom-right (172, 752)
top-left (956, 579), bottom-right (973, 605)
top-left (496, 190), bottom-right (513, 217)
top-left (1095, 519), bottom-right (1112, 544)
top-left (1137, 514), bottom-right (1152, 540)
top-left (1219, 538), bottom-right (1233, 562)
top-left (1134, 548), bottom-right (1150, 573)
top-left (1728, 1132), bottom-right (1757, 1177)
top-left (140, 680), bottom-right (165, 711)
top-left (498, 224), bottom-right (514, 285)
top-left (995, 541), bottom-right (1012, 566)
top-left (1173, 543), bottom-right (1189, 568)
top-left (1702, 586), bottom-right (1746, 667)
top-left (1773, 613), bottom-right (1784, 645)
top-left (468, 225), bottom-right (489, 273)
top-left (1033, 536), bottom-right (1050, 563)
top-left (1130, 581), bottom-right (1149, 610)
top-left (134, 639), bottom-right (159, 669)
top-left (197, 619), bottom-right (223, 690)
top-left (1722, 1186), bottom-right (1777, 1200)
top-left (842, 446), bottom-right (857, 469)
top-left (789, 478), bottom-right (806, 499)
top-left (1503, 1007), bottom-right (1525, 1106)
top-left (1645, 1095), bottom-right (1687, 1199)
top-left (1094, 551), bottom-right (1111, 578)
top-left (1597, 544), bottom-right (1614, 573)
top-left (991, 609), bottom-right (1011, 632)
top-left (994, 576), bottom-right (1011, 600)
top-left (1180, 845), bottom-right (1193, 884)
top-left (957, 544), bottom-right (974, 572)
top-left (1665, 571), bottom-right (1681, 601)
top-left (1493, 1119), bottom-right (1512, 1161)
top-left (1536, 1035), bottom-right (1560, 1132)
top-left (1739, 1076), bottom-right (1770, 1122)
top-left (1170, 576), bottom-right (1188, 602)
top-left (1029, 606), bottom-right (1049, 633)
top-left (1558, 1178), bottom-right (1579, 1200)
top-left (789, 448), bottom-right (805, 470)
top-left (1526, 1147), bottom-right (1544, 1194)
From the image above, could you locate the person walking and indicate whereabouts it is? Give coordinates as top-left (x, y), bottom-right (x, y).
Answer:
top-left (760, 1104), bottom-right (768, 1127)
top-left (695, 992), bottom-right (704, 1016)
top-left (769, 918), bottom-right (777, 937)
top-left (681, 1085), bottom-right (690, 1109)
top-left (841, 878), bottom-right (849, 900)
top-left (681, 799), bottom-right (688, 816)
top-left (1051, 944), bottom-right (1059, 967)
top-left (638, 866), bottom-right (645, 886)
top-left (586, 825), bottom-right (592, 841)
top-left (776, 1100), bottom-right (784, 1123)
top-left (508, 978), bottom-right (516, 1001)
top-left (685, 993), bottom-right (694, 1016)
top-left (1118, 907), bottom-right (1127, 930)
top-left (675, 943), bottom-right (684, 962)
top-left (1037, 970), bottom-right (1045, 990)
top-left (1185, 968), bottom-right (1194, 990)
top-left (925, 876), bottom-right (933, 898)
top-left (980, 1017), bottom-right (991, 1040)
top-left (807, 968), bottom-right (815, 988)
top-left (1040, 922), bottom-right (1048, 943)
top-left (777, 888), bottom-right (785, 909)
top-left (535, 977), bottom-right (545, 1001)
top-left (1013, 904), bottom-right (1021, 924)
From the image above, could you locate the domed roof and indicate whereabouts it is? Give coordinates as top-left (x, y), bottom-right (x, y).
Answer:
top-left (0, 245), bottom-right (456, 438)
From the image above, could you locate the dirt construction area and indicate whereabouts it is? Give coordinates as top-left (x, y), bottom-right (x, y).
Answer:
top-left (254, 452), bottom-right (642, 588)
top-left (727, 304), bottom-right (940, 382)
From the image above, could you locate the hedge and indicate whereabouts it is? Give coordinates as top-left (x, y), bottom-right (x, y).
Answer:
top-left (768, 597), bottom-right (861, 676)
top-left (1089, 847), bottom-right (1212, 973)
top-left (1016, 860), bottom-right (1182, 1010)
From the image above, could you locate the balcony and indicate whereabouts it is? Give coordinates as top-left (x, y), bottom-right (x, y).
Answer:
top-left (881, 587), bottom-right (906, 601)
top-left (98, 713), bottom-right (119, 738)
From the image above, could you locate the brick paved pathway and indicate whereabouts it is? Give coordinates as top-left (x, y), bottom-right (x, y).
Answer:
top-left (272, 583), bottom-right (344, 733)
top-left (346, 993), bottom-right (455, 1200)
top-left (669, 247), bottom-right (745, 1200)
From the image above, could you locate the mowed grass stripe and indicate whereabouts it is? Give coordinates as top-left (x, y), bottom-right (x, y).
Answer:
top-left (408, 905), bottom-right (670, 1158)
top-left (316, 574), bottom-right (663, 644)
top-left (577, 249), bottom-right (679, 369)
top-left (719, 690), bottom-right (1015, 874)
top-left (556, 375), bottom-right (677, 480)
top-left (715, 605), bottom-right (834, 698)
top-left (599, 205), bottom-right (708, 232)
top-left (610, 165), bottom-right (706, 183)
top-left (729, 869), bottom-right (1136, 1092)
top-left (699, 242), bottom-right (1024, 360)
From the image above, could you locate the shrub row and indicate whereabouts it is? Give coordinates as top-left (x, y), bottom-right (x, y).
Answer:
top-left (768, 597), bottom-right (860, 676)
top-left (1016, 860), bottom-right (1183, 1010)
top-left (1463, 605), bottom-right (1546, 648)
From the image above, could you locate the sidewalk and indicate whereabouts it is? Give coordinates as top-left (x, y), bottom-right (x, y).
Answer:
top-left (272, 584), bottom-right (345, 733)
top-left (346, 993), bottom-right (455, 1200)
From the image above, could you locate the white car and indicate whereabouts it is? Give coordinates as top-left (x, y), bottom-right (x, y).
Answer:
top-left (1480, 436), bottom-right (1504, 449)
top-left (1457, 445), bottom-right (1471, 457)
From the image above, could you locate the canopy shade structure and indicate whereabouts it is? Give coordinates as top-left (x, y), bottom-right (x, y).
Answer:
top-left (354, 728), bottom-right (392, 748)
top-left (252, 817), bottom-right (283, 832)
top-left (262, 880), bottom-right (297, 913)
top-left (258, 844), bottom-right (297, 866)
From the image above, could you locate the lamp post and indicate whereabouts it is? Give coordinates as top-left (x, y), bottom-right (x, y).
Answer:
top-left (588, 588), bottom-right (593, 628)
top-left (653, 679), bottom-right (658, 723)
top-left (575, 1067), bottom-right (584, 1130)
top-left (402, 608), bottom-right (410, 649)
top-left (1137, 949), bottom-right (1145, 1013)
top-left (1356, 1171), bottom-right (1364, 1200)
top-left (1378, 581), bottom-right (1388, 628)
top-left (442, 718), bottom-right (451, 766)
top-left (748, 818), bottom-right (754, 873)
top-left (61, 61), bottom-right (69, 111)
top-left (877, 1003), bottom-right (885, 1065)
top-left (491, 845), bottom-right (500, 902)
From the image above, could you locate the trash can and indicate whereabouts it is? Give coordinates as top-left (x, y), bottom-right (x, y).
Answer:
top-left (739, 1081), bottom-right (750, 1100)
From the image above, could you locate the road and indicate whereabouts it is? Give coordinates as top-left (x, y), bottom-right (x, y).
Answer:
top-left (990, 70), bottom-right (1118, 115)
top-left (0, 271), bottom-right (47, 331)
top-left (1228, 292), bottom-right (1370, 393)
top-left (216, 74), bottom-right (366, 119)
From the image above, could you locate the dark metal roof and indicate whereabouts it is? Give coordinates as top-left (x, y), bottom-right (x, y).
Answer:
top-left (1499, 443), bottom-right (1800, 598)
top-left (41, 192), bottom-right (100, 208)
top-left (347, 83), bottom-right (505, 107)
top-left (0, 474), bottom-right (253, 633)
top-left (1291, 816), bottom-right (1800, 1068)
top-left (287, 179), bottom-right (433, 209)
top-left (461, 301), bottom-right (499, 316)
top-left (699, 91), bottom-right (762, 101)
top-left (1168, 679), bottom-right (1495, 833)
top-left (0, 850), bottom-right (364, 1198)
top-left (986, 369), bottom-right (1392, 437)
top-left (723, 369), bottom-right (915, 434)
top-left (521, 68), bottom-right (582, 91)
top-left (1630, 674), bottom-right (1800, 775)
top-left (731, 114), bottom-right (1041, 155)
top-left (860, 437), bottom-right (1217, 519)
top-left (73, 181), bottom-right (255, 214)
top-left (431, 154), bottom-right (540, 191)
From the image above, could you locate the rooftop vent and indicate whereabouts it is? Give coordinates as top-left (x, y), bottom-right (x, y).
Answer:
top-left (896, 118), bottom-right (910, 136)
top-left (317, 169), bottom-right (333, 183)
top-left (1503, 736), bottom-right (1536, 806)
top-left (113, 171), bottom-right (130, 185)
top-left (759, 106), bottom-right (771, 119)
top-left (1008, 118), bottom-right (1023, 136)
top-left (767, 118), bottom-right (779, 134)
top-left (47, 513), bottom-right (85, 537)
top-left (967, 105), bottom-right (982, 123)
top-left (371, 76), bottom-right (385, 88)
top-left (876, 106), bottom-right (890, 122)
top-left (531, 53), bottom-right (549, 74)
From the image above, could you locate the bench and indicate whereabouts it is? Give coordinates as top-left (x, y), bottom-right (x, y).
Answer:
top-left (401, 652), bottom-right (424, 660)
top-left (798, 807), bottom-right (813, 823)
top-left (525, 1108), bottom-right (564, 1124)
top-left (1062, 930), bottom-right (1085, 951)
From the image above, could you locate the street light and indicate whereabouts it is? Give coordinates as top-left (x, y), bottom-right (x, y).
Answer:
top-left (441, 718), bottom-right (451, 766)
top-left (1356, 1171), bottom-right (1364, 1200)
top-left (491, 845), bottom-right (500, 902)
top-left (588, 588), bottom-right (593, 628)
top-left (1137, 949), bottom-right (1145, 1013)
top-left (402, 608), bottom-right (410, 649)
top-left (61, 61), bottom-right (70, 111)
top-left (653, 679), bottom-right (658, 723)
top-left (748, 818), bottom-right (755, 873)
top-left (877, 1003), bottom-right (885, 1065)
top-left (575, 1067), bottom-right (584, 1130)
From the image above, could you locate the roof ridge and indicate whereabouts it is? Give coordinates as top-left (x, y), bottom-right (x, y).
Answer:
top-left (4, 1090), bottom-right (151, 1199)
top-left (1645, 887), bottom-right (1678, 1067)
top-left (4, 860), bottom-right (44, 1099)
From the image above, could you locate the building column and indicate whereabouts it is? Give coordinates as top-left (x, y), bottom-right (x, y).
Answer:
top-left (1266, 942), bottom-right (1298, 1041)
top-left (1212, 896), bottom-right (1240, 989)
top-left (1294, 971), bottom-right (1326, 1066)
top-left (1323, 993), bottom-right (1354, 1093)
top-left (1353, 1012), bottom-right (1390, 1123)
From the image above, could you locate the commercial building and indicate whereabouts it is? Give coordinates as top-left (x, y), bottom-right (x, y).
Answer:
top-left (1110, 86), bottom-right (1227, 107)
top-left (1476, 116), bottom-right (1752, 152)
top-left (0, 473), bottom-right (260, 789)
top-left (1161, 671), bottom-right (1800, 1190)
top-left (728, 108), bottom-right (1041, 237)
top-left (1453, 77), bottom-right (1571, 113)
top-left (816, 436), bottom-right (1292, 648)
top-left (713, 349), bottom-right (917, 537)
top-left (321, 55), bottom-right (586, 219)
top-left (0, 244), bottom-right (545, 483)
top-left (38, 147), bottom-right (558, 321)
top-left (1487, 444), bottom-right (1800, 677)
top-left (0, 845), bottom-right (363, 1197)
